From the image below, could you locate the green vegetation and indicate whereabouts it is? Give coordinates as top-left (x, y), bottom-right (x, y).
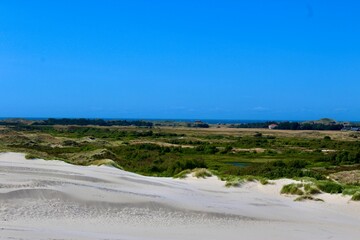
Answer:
top-left (225, 177), bottom-right (245, 188)
top-left (224, 175), bottom-right (269, 187)
top-left (279, 179), bottom-right (360, 201)
top-left (281, 183), bottom-right (304, 195)
top-left (351, 191), bottom-right (360, 201)
top-left (342, 185), bottom-right (360, 196)
top-left (1, 120), bottom-right (360, 197)
top-left (229, 118), bottom-right (348, 131)
top-left (304, 183), bottom-right (321, 194)
top-left (34, 118), bottom-right (154, 127)
top-left (25, 153), bottom-right (39, 159)
top-left (173, 169), bottom-right (191, 179)
top-left (315, 180), bottom-right (343, 194)
top-left (259, 178), bottom-right (270, 185)
top-left (192, 168), bottom-right (212, 178)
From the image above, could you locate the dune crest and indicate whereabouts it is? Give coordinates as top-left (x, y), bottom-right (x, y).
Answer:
top-left (0, 152), bottom-right (359, 240)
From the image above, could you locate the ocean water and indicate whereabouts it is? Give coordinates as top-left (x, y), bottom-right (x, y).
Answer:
top-left (1, 117), bottom-right (358, 124)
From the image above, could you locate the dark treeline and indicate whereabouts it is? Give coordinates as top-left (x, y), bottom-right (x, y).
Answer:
top-left (276, 122), bottom-right (343, 130)
top-left (230, 121), bottom-right (344, 131)
top-left (33, 118), bottom-right (153, 127)
top-left (229, 121), bottom-right (277, 129)
top-left (0, 122), bottom-right (19, 126)
top-left (186, 123), bottom-right (210, 128)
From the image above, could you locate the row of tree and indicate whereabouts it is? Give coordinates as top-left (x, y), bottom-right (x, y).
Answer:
top-left (33, 118), bottom-right (153, 127)
top-left (276, 122), bottom-right (343, 130)
top-left (230, 121), bottom-right (344, 131)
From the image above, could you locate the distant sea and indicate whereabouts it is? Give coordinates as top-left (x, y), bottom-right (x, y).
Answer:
top-left (0, 117), bottom-right (358, 124)
top-left (0, 117), bottom-right (304, 124)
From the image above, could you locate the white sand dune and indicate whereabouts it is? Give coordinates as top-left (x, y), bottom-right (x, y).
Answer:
top-left (0, 152), bottom-right (359, 240)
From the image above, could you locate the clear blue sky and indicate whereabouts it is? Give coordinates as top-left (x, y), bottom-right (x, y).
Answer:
top-left (1, 0), bottom-right (359, 120)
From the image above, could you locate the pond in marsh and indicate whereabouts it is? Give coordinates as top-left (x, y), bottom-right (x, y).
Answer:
top-left (226, 162), bottom-right (250, 167)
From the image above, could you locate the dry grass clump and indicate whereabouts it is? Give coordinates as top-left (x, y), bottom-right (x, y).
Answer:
top-left (294, 195), bottom-right (324, 202)
top-left (223, 175), bottom-right (243, 187)
top-left (192, 168), bottom-right (212, 178)
top-left (280, 183), bottom-right (304, 195)
top-left (223, 175), bottom-right (270, 188)
top-left (173, 168), bottom-right (213, 179)
top-left (91, 159), bottom-right (123, 169)
top-left (173, 169), bottom-right (191, 179)
top-left (304, 183), bottom-right (321, 194)
top-left (242, 175), bottom-right (271, 185)
top-left (259, 178), bottom-right (271, 185)
top-left (281, 183), bottom-right (325, 202)
top-left (225, 178), bottom-right (244, 187)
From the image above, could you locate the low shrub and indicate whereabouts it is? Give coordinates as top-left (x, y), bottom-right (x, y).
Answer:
top-left (342, 185), bottom-right (360, 196)
top-left (351, 191), bottom-right (360, 201)
top-left (304, 184), bottom-right (321, 194)
top-left (315, 180), bottom-right (343, 194)
top-left (25, 153), bottom-right (39, 159)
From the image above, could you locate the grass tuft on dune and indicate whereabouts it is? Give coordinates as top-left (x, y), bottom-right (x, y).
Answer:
top-left (280, 183), bottom-right (304, 195)
top-left (294, 195), bottom-right (324, 202)
top-left (91, 159), bottom-right (123, 169)
top-left (351, 191), bottom-right (360, 201)
top-left (173, 169), bottom-right (191, 179)
top-left (192, 168), bottom-right (212, 178)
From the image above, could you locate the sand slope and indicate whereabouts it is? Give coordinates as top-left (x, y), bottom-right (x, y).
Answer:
top-left (0, 152), bottom-right (359, 240)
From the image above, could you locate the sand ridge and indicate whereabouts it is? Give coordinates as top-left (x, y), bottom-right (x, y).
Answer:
top-left (0, 152), bottom-right (359, 240)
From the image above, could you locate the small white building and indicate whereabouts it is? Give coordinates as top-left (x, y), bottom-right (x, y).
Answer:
top-left (268, 124), bottom-right (278, 130)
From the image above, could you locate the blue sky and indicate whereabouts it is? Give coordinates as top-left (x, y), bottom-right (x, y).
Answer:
top-left (0, 0), bottom-right (359, 120)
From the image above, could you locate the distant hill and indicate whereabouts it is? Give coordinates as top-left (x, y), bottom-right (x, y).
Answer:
top-left (0, 118), bottom-right (34, 125)
top-left (303, 118), bottom-right (337, 125)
